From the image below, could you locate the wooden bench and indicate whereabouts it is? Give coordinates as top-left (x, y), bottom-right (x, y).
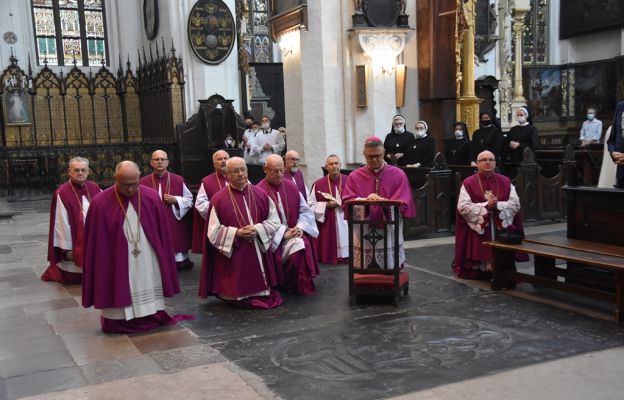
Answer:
top-left (484, 236), bottom-right (624, 323)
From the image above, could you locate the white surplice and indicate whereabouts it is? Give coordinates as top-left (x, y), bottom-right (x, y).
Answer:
top-left (53, 194), bottom-right (90, 273)
top-left (307, 184), bottom-right (348, 258)
top-left (101, 203), bottom-right (165, 321)
top-left (271, 192), bottom-right (319, 263)
top-left (207, 191), bottom-right (281, 300)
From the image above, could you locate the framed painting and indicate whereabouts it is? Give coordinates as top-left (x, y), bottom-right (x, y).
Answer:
top-left (3, 90), bottom-right (32, 126)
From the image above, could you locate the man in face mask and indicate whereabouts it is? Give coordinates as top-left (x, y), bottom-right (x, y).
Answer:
top-left (250, 115), bottom-right (285, 164)
top-left (470, 111), bottom-right (502, 165)
top-left (579, 107), bottom-right (602, 146)
top-left (383, 114), bottom-right (414, 166)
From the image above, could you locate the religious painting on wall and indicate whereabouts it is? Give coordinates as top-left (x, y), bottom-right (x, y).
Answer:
top-left (2, 90), bottom-right (32, 126)
top-left (187, 0), bottom-right (236, 65)
top-left (573, 62), bottom-right (617, 121)
top-left (522, 67), bottom-right (562, 122)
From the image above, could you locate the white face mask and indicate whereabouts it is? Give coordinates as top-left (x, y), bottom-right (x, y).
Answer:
top-left (261, 122), bottom-right (270, 130)
top-left (394, 126), bottom-right (405, 134)
top-left (516, 116), bottom-right (527, 124)
top-left (454, 130), bottom-right (464, 139)
top-left (587, 113), bottom-right (595, 120)
top-left (415, 129), bottom-right (427, 138)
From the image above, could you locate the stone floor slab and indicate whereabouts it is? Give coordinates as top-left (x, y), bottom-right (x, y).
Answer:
top-left (0, 334), bottom-right (66, 362)
top-left (149, 343), bottom-right (226, 371)
top-left (19, 363), bottom-right (267, 400)
top-left (0, 350), bottom-right (75, 379)
top-left (45, 307), bottom-right (101, 335)
top-left (79, 355), bottom-right (163, 384)
top-left (129, 327), bottom-right (201, 354)
top-left (60, 332), bottom-right (142, 366)
top-left (4, 366), bottom-right (86, 399)
top-left (22, 297), bottom-right (79, 316)
top-left (0, 313), bottom-right (47, 332)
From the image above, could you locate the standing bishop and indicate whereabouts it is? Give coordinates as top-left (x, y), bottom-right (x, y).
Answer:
top-left (191, 150), bottom-right (230, 253)
top-left (342, 137), bottom-right (417, 268)
top-left (82, 161), bottom-right (192, 333)
top-left (43, 157), bottom-right (101, 283)
top-left (140, 150), bottom-right (194, 269)
top-left (308, 155), bottom-right (349, 264)
top-left (258, 154), bottom-right (320, 295)
top-left (199, 157), bottom-right (283, 309)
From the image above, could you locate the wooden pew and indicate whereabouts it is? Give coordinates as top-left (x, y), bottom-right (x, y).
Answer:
top-left (484, 185), bottom-right (624, 323)
top-left (484, 238), bottom-right (624, 323)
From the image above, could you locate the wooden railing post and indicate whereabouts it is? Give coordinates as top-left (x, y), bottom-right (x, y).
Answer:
top-left (562, 144), bottom-right (578, 187)
top-left (427, 152), bottom-right (453, 233)
top-left (516, 147), bottom-right (540, 222)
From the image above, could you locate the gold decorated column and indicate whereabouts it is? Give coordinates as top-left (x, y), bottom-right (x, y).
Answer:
top-left (456, 0), bottom-right (481, 137)
top-left (512, 12), bottom-right (527, 102)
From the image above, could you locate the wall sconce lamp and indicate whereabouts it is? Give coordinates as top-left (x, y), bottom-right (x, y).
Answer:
top-left (395, 64), bottom-right (407, 107)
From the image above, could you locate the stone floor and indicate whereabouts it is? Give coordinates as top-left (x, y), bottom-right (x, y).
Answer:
top-left (1, 199), bottom-right (624, 400)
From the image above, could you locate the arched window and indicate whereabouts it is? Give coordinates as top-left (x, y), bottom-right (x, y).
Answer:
top-left (32, 0), bottom-right (108, 66)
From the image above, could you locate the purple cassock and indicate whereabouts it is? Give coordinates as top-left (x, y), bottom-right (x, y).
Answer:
top-left (342, 164), bottom-right (417, 219)
top-left (43, 180), bottom-right (101, 283)
top-left (139, 171), bottom-right (192, 255)
top-left (199, 183), bottom-right (283, 309)
top-left (342, 163), bottom-right (416, 269)
top-left (452, 173), bottom-right (527, 280)
top-left (284, 169), bottom-right (307, 201)
top-left (309, 174), bottom-right (349, 264)
top-left (257, 178), bottom-right (319, 295)
top-left (82, 186), bottom-right (192, 333)
top-left (191, 172), bottom-right (228, 253)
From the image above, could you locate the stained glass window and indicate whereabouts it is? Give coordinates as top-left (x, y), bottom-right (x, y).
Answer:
top-left (32, 0), bottom-right (108, 66)
top-left (244, 0), bottom-right (273, 63)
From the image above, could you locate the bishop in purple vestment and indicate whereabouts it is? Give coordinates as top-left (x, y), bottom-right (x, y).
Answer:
top-left (199, 157), bottom-right (283, 309)
top-left (44, 157), bottom-right (101, 283)
top-left (453, 150), bottom-right (527, 281)
top-left (82, 161), bottom-right (193, 333)
top-left (258, 155), bottom-right (320, 295)
top-left (191, 150), bottom-right (230, 253)
top-left (308, 155), bottom-right (349, 264)
top-left (139, 150), bottom-right (194, 269)
top-left (284, 150), bottom-right (308, 200)
top-left (342, 137), bottom-right (417, 268)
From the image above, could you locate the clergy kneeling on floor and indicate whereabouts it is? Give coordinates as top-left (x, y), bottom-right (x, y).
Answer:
top-left (82, 161), bottom-right (193, 333)
top-left (44, 156), bottom-right (101, 283)
top-left (258, 154), bottom-right (320, 295)
top-left (308, 154), bottom-right (349, 264)
top-left (452, 150), bottom-right (527, 280)
top-left (140, 150), bottom-right (194, 269)
top-left (199, 157), bottom-right (284, 309)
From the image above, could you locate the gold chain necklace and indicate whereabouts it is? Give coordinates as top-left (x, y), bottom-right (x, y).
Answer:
top-left (68, 180), bottom-right (92, 219)
top-left (114, 186), bottom-right (142, 257)
top-left (326, 174), bottom-right (342, 199)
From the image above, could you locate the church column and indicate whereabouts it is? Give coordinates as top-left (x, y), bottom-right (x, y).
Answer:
top-left (457, 0), bottom-right (481, 136)
top-left (510, 0), bottom-right (531, 119)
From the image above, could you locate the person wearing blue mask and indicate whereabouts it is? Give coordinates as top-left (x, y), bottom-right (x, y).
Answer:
top-left (579, 107), bottom-right (602, 146)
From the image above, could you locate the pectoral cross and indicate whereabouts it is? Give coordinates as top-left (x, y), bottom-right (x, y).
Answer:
top-left (132, 247), bottom-right (141, 257)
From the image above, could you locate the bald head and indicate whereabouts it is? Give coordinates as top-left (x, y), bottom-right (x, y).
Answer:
top-left (150, 149), bottom-right (169, 176)
top-left (114, 161), bottom-right (141, 198)
top-left (476, 151), bottom-right (496, 176)
top-left (226, 157), bottom-right (248, 189)
top-left (115, 160), bottom-right (140, 176)
top-left (212, 150), bottom-right (230, 175)
top-left (284, 150), bottom-right (300, 173)
top-left (264, 154), bottom-right (285, 186)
